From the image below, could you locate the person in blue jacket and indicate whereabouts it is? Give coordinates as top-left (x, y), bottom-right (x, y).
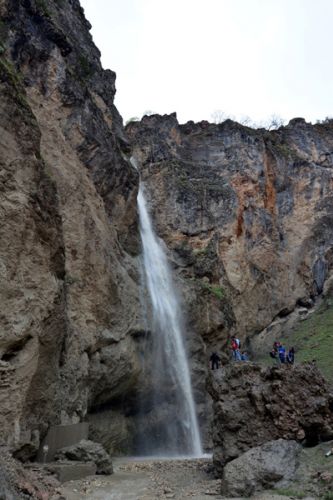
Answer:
top-left (278, 344), bottom-right (286, 363)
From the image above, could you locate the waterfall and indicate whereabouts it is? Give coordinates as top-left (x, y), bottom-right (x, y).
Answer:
top-left (137, 182), bottom-right (202, 457)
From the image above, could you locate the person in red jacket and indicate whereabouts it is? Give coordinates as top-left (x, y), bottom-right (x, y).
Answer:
top-left (231, 336), bottom-right (241, 361)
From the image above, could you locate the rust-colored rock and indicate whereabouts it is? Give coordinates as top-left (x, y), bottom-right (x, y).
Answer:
top-left (127, 114), bottom-right (333, 351)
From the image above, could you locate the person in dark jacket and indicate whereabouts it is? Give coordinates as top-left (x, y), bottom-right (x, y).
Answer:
top-left (210, 352), bottom-right (221, 370)
top-left (287, 347), bottom-right (295, 364)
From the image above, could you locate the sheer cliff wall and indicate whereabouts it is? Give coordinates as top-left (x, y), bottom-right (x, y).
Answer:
top-left (127, 114), bottom-right (333, 360)
top-left (0, 0), bottom-right (144, 457)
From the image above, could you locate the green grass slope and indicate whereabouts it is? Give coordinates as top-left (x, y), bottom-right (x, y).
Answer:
top-left (272, 292), bottom-right (333, 385)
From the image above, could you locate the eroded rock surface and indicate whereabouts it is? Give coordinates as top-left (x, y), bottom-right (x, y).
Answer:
top-left (208, 363), bottom-right (333, 471)
top-left (127, 114), bottom-right (333, 353)
top-left (0, 0), bottom-right (143, 456)
top-left (128, 113), bottom-right (333, 445)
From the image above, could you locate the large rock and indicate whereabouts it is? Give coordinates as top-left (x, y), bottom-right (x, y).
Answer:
top-left (0, 448), bottom-right (60, 499)
top-left (208, 362), bottom-right (333, 472)
top-left (221, 439), bottom-right (301, 497)
top-left (0, 0), bottom-right (144, 456)
top-left (55, 439), bottom-right (113, 475)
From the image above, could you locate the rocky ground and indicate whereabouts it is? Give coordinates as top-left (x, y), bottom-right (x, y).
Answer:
top-left (58, 456), bottom-right (323, 500)
top-left (60, 457), bottom-right (218, 500)
top-left (0, 447), bottom-right (62, 499)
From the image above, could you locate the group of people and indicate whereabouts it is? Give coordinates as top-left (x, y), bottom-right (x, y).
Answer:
top-left (269, 341), bottom-right (295, 364)
top-left (209, 336), bottom-right (249, 370)
top-left (210, 337), bottom-right (296, 370)
top-left (230, 336), bottom-right (249, 362)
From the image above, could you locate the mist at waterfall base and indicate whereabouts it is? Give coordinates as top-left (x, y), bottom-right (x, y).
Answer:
top-left (135, 183), bottom-right (202, 458)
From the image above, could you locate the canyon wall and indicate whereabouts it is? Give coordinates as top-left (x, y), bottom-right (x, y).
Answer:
top-left (127, 113), bottom-right (333, 356)
top-left (0, 0), bottom-right (144, 457)
top-left (1, 0), bottom-right (333, 460)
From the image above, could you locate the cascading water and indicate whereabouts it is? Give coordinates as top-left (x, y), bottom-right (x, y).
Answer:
top-left (136, 181), bottom-right (202, 457)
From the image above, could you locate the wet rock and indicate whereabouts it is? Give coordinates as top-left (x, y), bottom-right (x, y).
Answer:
top-left (55, 439), bottom-right (113, 474)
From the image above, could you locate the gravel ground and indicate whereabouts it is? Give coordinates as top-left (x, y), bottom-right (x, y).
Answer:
top-left (59, 457), bottom-right (315, 500)
top-left (60, 457), bottom-right (220, 499)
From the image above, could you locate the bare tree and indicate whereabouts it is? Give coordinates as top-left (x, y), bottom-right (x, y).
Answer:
top-left (316, 116), bottom-right (333, 124)
top-left (239, 115), bottom-right (255, 128)
top-left (265, 114), bottom-right (285, 130)
top-left (211, 110), bottom-right (228, 124)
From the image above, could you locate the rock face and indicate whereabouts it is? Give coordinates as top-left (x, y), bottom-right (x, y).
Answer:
top-left (221, 439), bottom-right (301, 497)
top-left (127, 114), bottom-right (333, 353)
top-left (207, 363), bottom-right (333, 471)
top-left (55, 439), bottom-right (113, 475)
top-left (0, 0), bottom-right (143, 456)
top-left (1, 0), bottom-right (333, 462)
top-left (0, 448), bottom-right (60, 499)
top-left (128, 113), bottom-right (333, 443)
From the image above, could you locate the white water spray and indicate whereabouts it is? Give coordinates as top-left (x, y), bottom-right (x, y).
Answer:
top-left (137, 181), bottom-right (202, 457)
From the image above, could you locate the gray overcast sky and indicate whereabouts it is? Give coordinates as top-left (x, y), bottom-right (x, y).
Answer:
top-left (80, 0), bottom-right (333, 125)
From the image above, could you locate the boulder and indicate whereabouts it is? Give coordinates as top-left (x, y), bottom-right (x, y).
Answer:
top-left (221, 439), bottom-right (301, 497)
top-left (208, 362), bottom-right (333, 472)
top-left (55, 439), bottom-right (113, 475)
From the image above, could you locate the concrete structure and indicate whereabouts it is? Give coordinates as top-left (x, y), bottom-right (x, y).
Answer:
top-left (47, 461), bottom-right (96, 482)
top-left (37, 423), bottom-right (89, 462)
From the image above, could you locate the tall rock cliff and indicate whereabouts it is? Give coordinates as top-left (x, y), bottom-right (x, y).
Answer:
top-left (127, 114), bottom-right (333, 358)
top-left (0, 0), bottom-right (144, 457)
top-left (1, 0), bottom-right (333, 463)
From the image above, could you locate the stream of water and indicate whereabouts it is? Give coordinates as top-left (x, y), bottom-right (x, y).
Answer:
top-left (137, 182), bottom-right (202, 457)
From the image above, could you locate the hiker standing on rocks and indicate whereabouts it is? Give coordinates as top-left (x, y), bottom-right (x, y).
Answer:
top-left (287, 346), bottom-right (295, 364)
top-left (241, 351), bottom-right (249, 361)
top-left (270, 341), bottom-right (281, 364)
top-left (278, 344), bottom-right (286, 363)
top-left (210, 352), bottom-right (221, 370)
top-left (231, 336), bottom-right (241, 361)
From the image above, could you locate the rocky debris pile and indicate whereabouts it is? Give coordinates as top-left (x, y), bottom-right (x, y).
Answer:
top-left (208, 362), bottom-right (333, 471)
top-left (221, 439), bottom-right (301, 497)
top-left (55, 439), bottom-right (113, 475)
